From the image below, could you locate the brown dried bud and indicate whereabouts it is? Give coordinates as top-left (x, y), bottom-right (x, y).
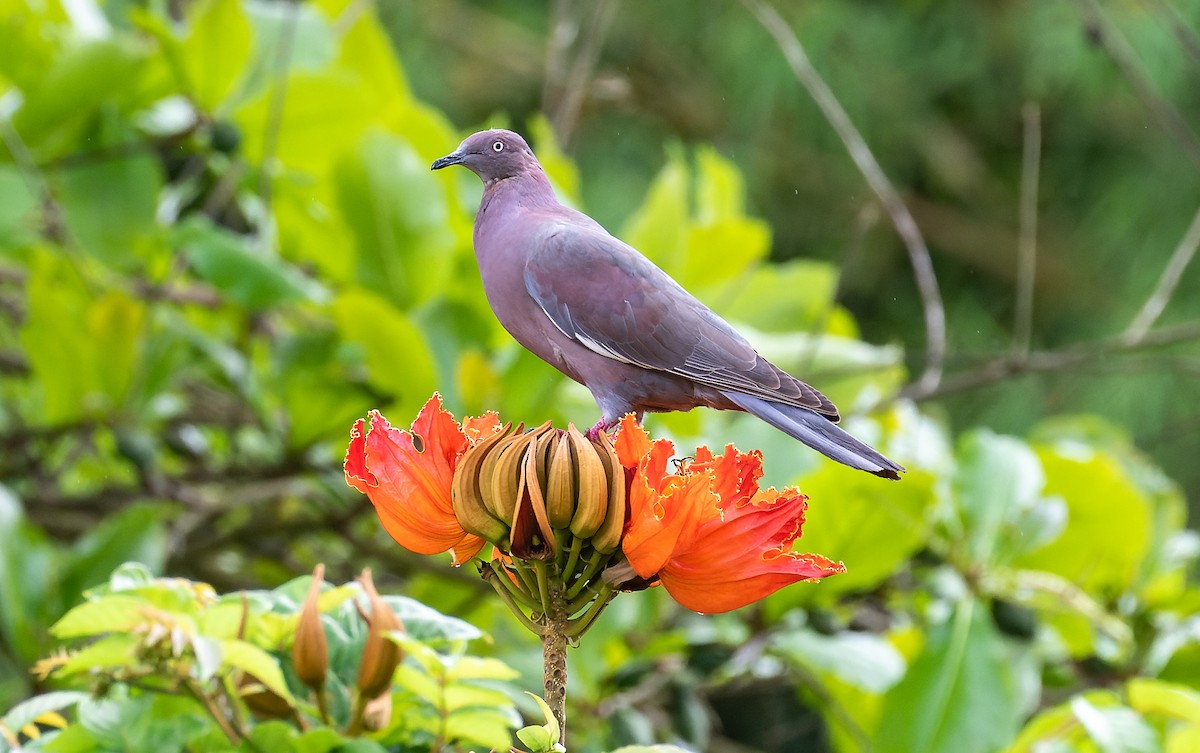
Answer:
top-left (453, 421), bottom-right (628, 560)
top-left (356, 569), bottom-right (404, 700)
top-left (292, 563), bottom-right (328, 692)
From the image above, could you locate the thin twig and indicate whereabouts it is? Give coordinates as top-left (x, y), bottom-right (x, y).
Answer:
top-left (743, 0), bottom-right (946, 393)
top-left (1013, 103), bottom-right (1041, 358)
top-left (1074, 0), bottom-right (1200, 169)
top-left (1124, 202), bottom-right (1200, 343)
top-left (1146, 0), bottom-right (1200, 66)
top-left (544, 0), bottom-right (619, 146)
top-left (899, 320), bottom-right (1200, 403)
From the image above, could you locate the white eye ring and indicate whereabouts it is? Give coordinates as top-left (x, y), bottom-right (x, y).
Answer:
top-left (492, 140), bottom-right (504, 152)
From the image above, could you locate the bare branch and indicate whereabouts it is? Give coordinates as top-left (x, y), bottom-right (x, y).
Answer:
top-left (742, 0), bottom-right (946, 393)
top-left (1013, 103), bottom-right (1041, 358)
top-left (1074, 0), bottom-right (1200, 169)
top-left (900, 320), bottom-right (1200, 403)
top-left (1124, 202), bottom-right (1200, 343)
top-left (543, 0), bottom-right (620, 147)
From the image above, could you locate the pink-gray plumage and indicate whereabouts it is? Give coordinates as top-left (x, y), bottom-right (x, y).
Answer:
top-left (432, 129), bottom-right (904, 480)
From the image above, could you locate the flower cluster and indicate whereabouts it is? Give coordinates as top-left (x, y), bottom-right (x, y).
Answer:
top-left (344, 394), bottom-right (843, 616)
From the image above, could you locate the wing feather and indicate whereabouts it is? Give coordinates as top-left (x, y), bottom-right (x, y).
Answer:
top-left (523, 222), bottom-right (838, 419)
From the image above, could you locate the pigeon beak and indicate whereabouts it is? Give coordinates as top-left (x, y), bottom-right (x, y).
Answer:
top-left (431, 150), bottom-right (465, 170)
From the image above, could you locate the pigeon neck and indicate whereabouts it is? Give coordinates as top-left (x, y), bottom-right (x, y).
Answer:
top-left (482, 165), bottom-right (559, 209)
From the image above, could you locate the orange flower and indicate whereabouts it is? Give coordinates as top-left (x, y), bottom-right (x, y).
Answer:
top-left (614, 416), bottom-right (845, 613)
top-left (345, 394), bottom-right (500, 565)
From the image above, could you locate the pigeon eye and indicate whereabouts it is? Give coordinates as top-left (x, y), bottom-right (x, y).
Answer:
top-left (492, 140), bottom-right (504, 152)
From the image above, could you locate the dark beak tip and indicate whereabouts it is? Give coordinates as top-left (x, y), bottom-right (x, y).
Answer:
top-left (431, 153), bottom-right (462, 171)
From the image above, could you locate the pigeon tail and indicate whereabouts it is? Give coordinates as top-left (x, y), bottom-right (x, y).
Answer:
top-left (721, 391), bottom-right (904, 480)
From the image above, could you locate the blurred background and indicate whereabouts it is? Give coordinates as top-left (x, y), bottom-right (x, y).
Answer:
top-left (3, 1), bottom-right (1200, 752)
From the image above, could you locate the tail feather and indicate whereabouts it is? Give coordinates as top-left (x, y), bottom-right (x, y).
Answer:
top-left (722, 391), bottom-right (904, 480)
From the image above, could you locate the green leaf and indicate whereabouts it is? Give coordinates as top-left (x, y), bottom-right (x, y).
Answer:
top-left (180, 0), bottom-right (253, 111)
top-left (335, 131), bottom-right (456, 308)
top-left (51, 595), bottom-right (151, 639)
top-left (59, 633), bottom-right (140, 675)
top-left (0, 691), bottom-right (88, 736)
top-left (609, 746), bottom-right (697, 753)
top-left (1126, 679), bottom-right (1200, 724)
top-left (719, 260), bottom-right (841, 333)
top-left (0, 165), bottom-right (39, 250)
top-left (21, 253), bottom-right (147, 423)
top-left (177, 217), bottom-right (327, 310)
top-left (1015, 441), bottom-right (1153, 594)
top-left (445, 655), bottom-right (521, 683)
top-left (12, 39), bottom-right (150, 155)
top-left (63, 506), bottom-right (167, 603)
top-left (951, 430), bottom-right (1049, 566)
top-left (52, 149), bottom-right (162, 269)
top-left (241, 721), bottom-right (298, 753)
top-left (383, 595), bottom-right (484, 644)
top-left (443, 707), bottom-right (519, 752)
top-left (330, 290), bottom-right (436, 415)
top-left (770, 462), bottom-right (931, 603)
top-left (516, 725), bottom-right (553, 753)
top-left (220, 639), bottom-right (295, 703)
top-left (1070, 696), bottom-right (1161, 753)
top-left (621, 148), bottom-right (688, 272)
top-left (771, 628), bottom-right (906, 692)
top-left (875, 599), bottom-right (1024, 753)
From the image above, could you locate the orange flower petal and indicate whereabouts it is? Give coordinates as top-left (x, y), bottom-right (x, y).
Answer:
top-left (463, 412), bottom-right (502, 444)
top-left (612, 414), bottom-right (652, 469)
top-left (345, 395), bottom-right (483, 560)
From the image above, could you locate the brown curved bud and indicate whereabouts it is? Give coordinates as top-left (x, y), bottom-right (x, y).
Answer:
top-left (292, 563), bottom-right (328, 692)
top-left (356, 569), bottom-right (404, 700)
top-left (452, 423), bottom-right (513, 543)
top-left (567, 424), bottom-right (608, 539)
top-left (541, 430), bottom-right (575, 530)
top-left (590, 430), bottom-right (628, 553)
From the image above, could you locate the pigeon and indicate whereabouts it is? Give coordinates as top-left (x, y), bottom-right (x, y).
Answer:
top-left (432, 129), bottom-right (903, 479)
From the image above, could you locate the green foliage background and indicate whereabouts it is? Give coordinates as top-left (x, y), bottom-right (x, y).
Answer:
top-left (2, 1), bottom-right (1200, 752)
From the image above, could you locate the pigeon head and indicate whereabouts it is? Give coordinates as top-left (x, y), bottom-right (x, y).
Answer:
top-left (431, 129), bottom-right (539, 184)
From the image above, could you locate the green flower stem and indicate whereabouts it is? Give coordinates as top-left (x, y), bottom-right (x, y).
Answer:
top-left (484, 568), bottom-right (545, 636)
top-left (565, 549), bottom-right (607, 600)
top-left (562, 535), bottom-right (584, 584)
top-left (566, 580), bottom-right (605, 615)
top-left (511, 559), bottom-right (540, 603)
top-left (487, 560), bottom-right (541, 610)
top-left (566, 583), bottom-right (615, 639)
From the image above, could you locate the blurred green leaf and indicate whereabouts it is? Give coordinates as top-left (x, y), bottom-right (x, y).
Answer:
top-left (1015, 441), bottom-right (1153, 595)
top-left (772, 462), bottom-right (931, 603)
top-left (52, 150), bottom-right (162, 269)
top-left (179, 0), bottom-right (252, 112)
top-left (20, 253), bottom-right (147, 423)
top-left (876, 599), bottom-right (1024, 753)
top-left (177, 217), bottom-right (327, 310)
top-left (51, 595), bottom-right (148, 639)
top-left (951, 430), bottom-right (1053, 566)
top-left (330, 289), bottom-right (436, 416)
top-left (12, 38), bottom-right (150, 156)
top-left (1070, 695), bottom-right (1160, 753)
top-left (772, 627), bottom-right (906, 692)
top-left (335, 131), bottom-right (455, 309)
top-left (221, 639), bottom-right (294, 704)
top-left (0, 165), bottom-right (39, 250)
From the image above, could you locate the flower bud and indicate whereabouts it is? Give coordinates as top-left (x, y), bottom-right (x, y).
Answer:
top-left (453, 422), bottom-right (629, 559)
top-left (356, 569), bottom-right (403, 700)
top-left (292, 564), bottom-right (328, 693)
top-left (452, 423), bottom-right (515, 543)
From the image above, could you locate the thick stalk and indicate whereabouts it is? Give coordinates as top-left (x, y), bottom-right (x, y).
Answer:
top-left (541, 575), bottom-right (569, 741)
